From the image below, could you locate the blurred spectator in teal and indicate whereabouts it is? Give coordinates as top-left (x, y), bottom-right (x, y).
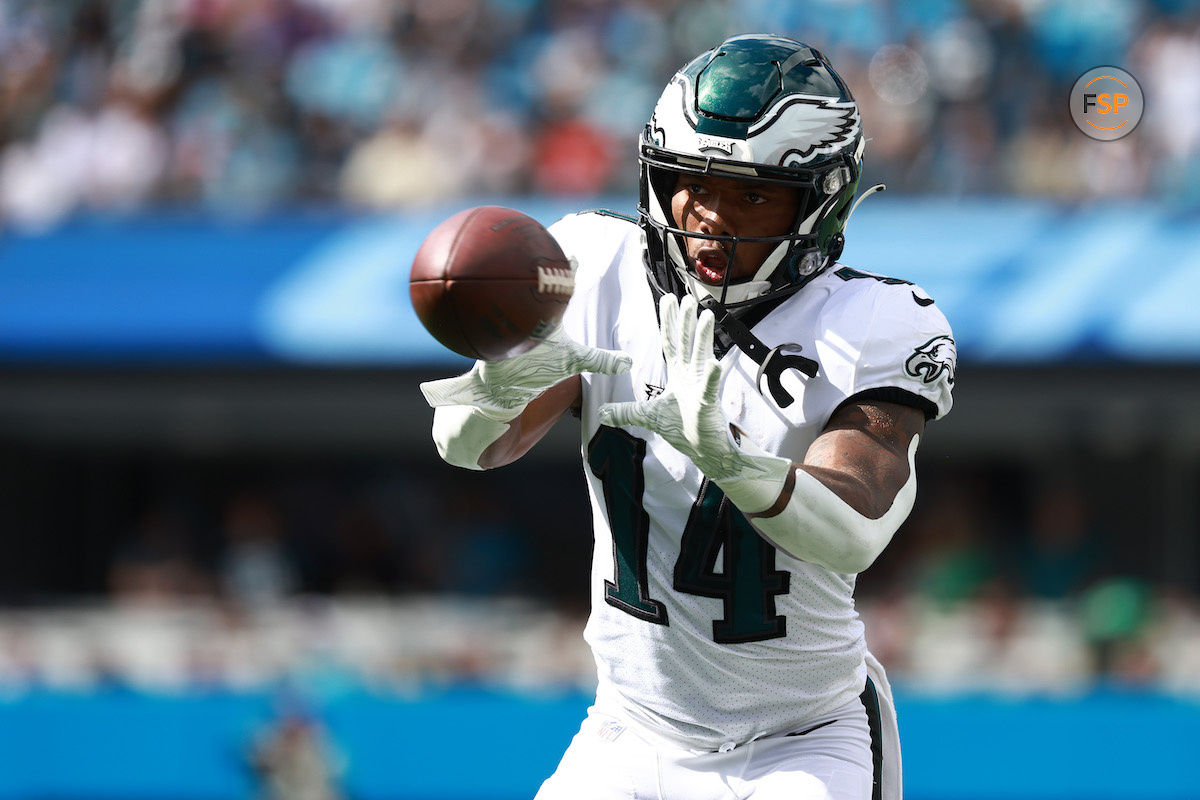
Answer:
top-left (906, 478), bottom-right (1000, 607)
top-left (1018, 480), bottom-right (1100, 600)
top-left (1080, 575), bottom-right (1157, 682)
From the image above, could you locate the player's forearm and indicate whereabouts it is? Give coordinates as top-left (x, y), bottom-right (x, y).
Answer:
top-left (739, 464), bottom-right (876, 519)
top-left (431, 406), bottom-right (546, 471)
top-left (432, 376), bottom-right (582, 470)
top-left (718, 437), bottom-right (919, 574)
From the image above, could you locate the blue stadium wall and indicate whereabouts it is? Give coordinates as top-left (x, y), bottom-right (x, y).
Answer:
top-left (0, 686), bottom-right (1197, 800)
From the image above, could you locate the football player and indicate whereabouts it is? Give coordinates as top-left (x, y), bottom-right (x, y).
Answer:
top-left (422, 34), bottom-right (955, 800)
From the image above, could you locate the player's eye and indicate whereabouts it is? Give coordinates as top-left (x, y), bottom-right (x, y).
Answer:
top-left (744, 191), bottom-right (768, 205)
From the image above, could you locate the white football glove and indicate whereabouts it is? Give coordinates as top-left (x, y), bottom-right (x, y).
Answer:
top-left (421, 327), bottom-right (632, 422)
top-left (598, 294), bottom-right (791, 514)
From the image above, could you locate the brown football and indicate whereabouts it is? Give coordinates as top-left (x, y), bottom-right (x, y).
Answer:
top-left (409, 206), bottom-right (574, 361)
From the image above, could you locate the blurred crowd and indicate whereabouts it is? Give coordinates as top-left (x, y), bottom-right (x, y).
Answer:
top-left (1, 453), bottom-right (1197, 694)
top-left (1, 585), bottom-right (1197, 696)
top-left (2, 0), bottom-right (1200, 230)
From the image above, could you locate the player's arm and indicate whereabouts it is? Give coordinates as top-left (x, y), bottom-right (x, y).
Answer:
top-left (424, 330), bottom-right (626, 471)
top-left (600, 294), bottom-right (930, 574)
top-left (734, 399), bottom-right (925, 573)
top-left (476, 376), bottom-right (582, 468)
top-left (757, 399), bottom-right (924, 520)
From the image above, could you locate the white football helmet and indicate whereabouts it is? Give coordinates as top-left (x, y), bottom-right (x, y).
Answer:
top-left (639, 34), bottom-right (874, 311)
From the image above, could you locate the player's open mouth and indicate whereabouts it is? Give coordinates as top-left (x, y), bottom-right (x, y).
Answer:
top-left (693, 249), bottom-right (729, 285)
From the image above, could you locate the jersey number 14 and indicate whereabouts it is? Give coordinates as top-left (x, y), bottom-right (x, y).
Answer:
top-left (588, 426), bottom-right (789, 644)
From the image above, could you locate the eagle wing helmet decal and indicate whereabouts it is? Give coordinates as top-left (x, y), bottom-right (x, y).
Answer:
top-left (764, 97), bottom-right (861, 167)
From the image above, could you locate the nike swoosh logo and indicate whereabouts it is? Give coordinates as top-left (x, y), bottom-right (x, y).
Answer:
top-left (912, 292), bottom-right (934, 307)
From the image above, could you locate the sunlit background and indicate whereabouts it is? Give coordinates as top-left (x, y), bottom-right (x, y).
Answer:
top-left (1, 1), bottom-right (1199, 798)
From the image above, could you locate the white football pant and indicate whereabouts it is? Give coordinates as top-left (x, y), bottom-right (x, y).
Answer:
top-left (535, 655), bottom-right (900, 800)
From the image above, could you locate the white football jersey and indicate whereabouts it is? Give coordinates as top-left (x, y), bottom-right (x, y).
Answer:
top-left (550, 211), bottom-right (955, 751)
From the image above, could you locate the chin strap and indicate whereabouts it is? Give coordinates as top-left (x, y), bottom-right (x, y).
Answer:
top-left (698, 296), bottom-right (818, 409)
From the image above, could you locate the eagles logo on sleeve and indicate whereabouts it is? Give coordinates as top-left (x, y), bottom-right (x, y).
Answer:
top-left (904, 335), bottom-right (956, 385)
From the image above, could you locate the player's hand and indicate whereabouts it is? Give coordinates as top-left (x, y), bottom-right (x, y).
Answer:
top-left (599, 294), bottom-right (791, 512)
top-left (421, 328), bottom-right (631, 422)
top-left (598, 294), bottom-right (740, 480)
